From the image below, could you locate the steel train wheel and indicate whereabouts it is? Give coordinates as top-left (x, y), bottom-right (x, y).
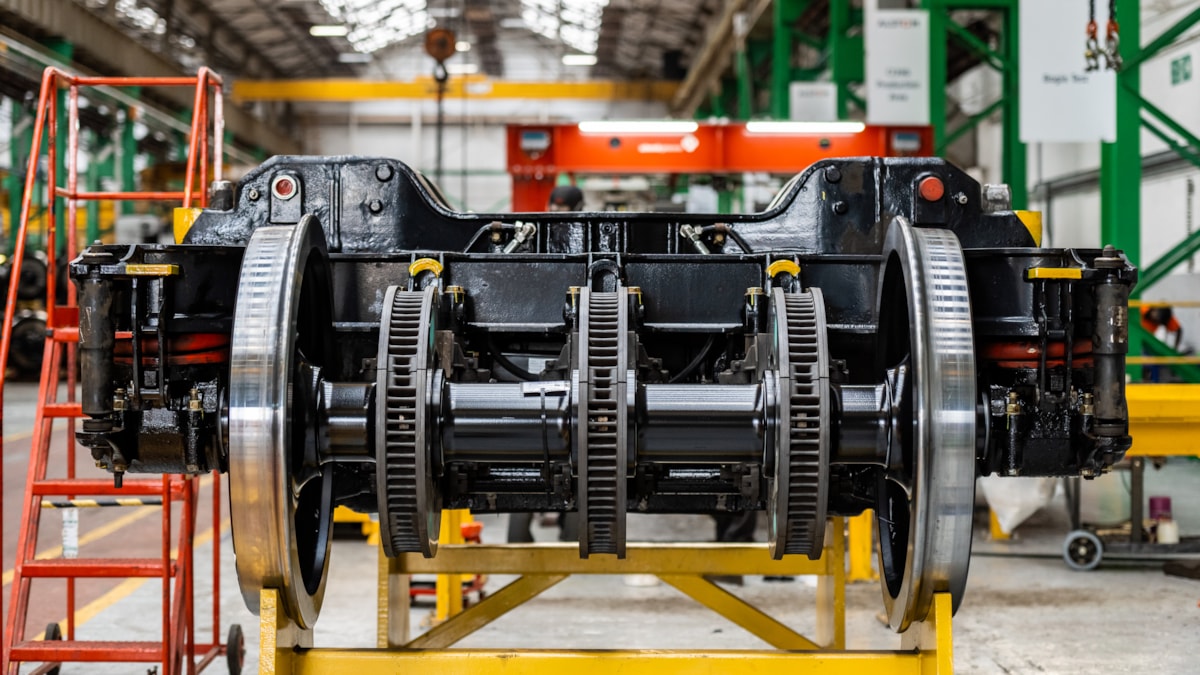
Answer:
top-left (229, 216), bottom-right (337, 628)
top-left (874, 219), bottom-right (977, 632)
top-left (376, 285), bottom-right (442, 557)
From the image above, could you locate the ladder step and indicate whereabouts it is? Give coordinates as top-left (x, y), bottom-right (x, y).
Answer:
top-left (42, 403), bottom-right (82, 418)
top-left (31, 478), bottom-right (181, 497)
top-left (10, 640), bottom-right (164, 662)
top-left (21, 558), bottom-right (171, 578)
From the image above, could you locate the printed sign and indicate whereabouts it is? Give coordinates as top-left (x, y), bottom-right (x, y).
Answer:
top-left (865, 6), bottom-right (930, 125)
top-left (789, 81), bottom-right (838, 121)
top-left (1019, 0), bottom-right (1115, 142)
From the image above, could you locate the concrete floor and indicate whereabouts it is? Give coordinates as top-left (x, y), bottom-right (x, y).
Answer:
top-left (3, 381), bottom-right (1199, 674)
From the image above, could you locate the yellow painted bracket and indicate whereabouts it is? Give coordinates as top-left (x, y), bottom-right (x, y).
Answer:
top-left (334, 506), bottom-right (380, 545)
top-left (173, 206), bottom-right (202, 243)
top-left (1127, 383), bottom-right (1200, 456)
top-left (660, 575), bottom-right (818, 650)
top-left (259, 588), bottom-right (313, 675)
top-left (989, 510), bottom-right (1011, 541)
top-left (435, 509), bottom-right (472, 622)
top-left (1025, 267), bottom-right (1082, 280)
top-left (1015, 210), bottom-right (1042, 246)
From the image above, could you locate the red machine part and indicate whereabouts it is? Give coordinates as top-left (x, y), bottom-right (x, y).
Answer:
top-left (506, 122), bottom-right (933, 211)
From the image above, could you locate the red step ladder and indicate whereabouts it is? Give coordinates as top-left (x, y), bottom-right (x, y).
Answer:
top-left (1, 67), bottom-right (237, 674)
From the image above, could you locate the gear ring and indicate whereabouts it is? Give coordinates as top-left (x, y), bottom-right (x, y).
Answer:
top-left (576, 287), bottom-right (630, 557)
top-left (228, 216), bottom-right (336, 628)
top-left (768, 287), bottom-right (831, 559)
top-left (376, 285), bottom-right (441, 557)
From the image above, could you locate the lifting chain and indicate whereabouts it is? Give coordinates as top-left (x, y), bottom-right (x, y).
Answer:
top-left (1085, 0), bottom-right (1121, 72)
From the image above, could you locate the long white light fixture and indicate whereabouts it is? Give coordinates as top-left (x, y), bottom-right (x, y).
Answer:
top-left (578, 120), bottom-right (700, 134)
top-left (562, 54), bottom-right (598, 66)
top-left (310, 24), bottom-right (349, 37)
top-left (745, 121), bottom-right (866, 134)
top-left (446, 63), bottom-right (480, 75)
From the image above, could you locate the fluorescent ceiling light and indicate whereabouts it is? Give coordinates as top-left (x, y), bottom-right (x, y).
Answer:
top-left (309, 24), bottom-right (349, 37)
top-left (499, 18), bottom-right (526, 28)
top-left (446, 63), bottom-right (479, 75)
top-left (337, 52), bottom-right (372, 64)
top-left (578, 120), bottom-right (700, 134)
top-left (456, 40), bottom-right (472, 52)
top-left (428, 7), bottom-right (461, 18)
top-left (744, 121), bottom-right (866, 134)
top-left (562, 54), bottom-right (597, 66)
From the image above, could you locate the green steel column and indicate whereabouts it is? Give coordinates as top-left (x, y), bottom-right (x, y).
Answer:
top-left (8, 100), bottom-right (34, 253)
top-left (735, 42), bottom-right (753, 120)
top-left (1001, 4), bottom-right (1027, 208)
top-left (772, 0), bottom-right (791, 118)
top-left (45, 39), bottom-right (72, 257)
top-left (1100, 0), bottom-right (1141, 376)
top-left (86, 131), bottom-right (114, 244)
top-left (925, 0), bottom-right (948, 151)
top-left (1100, 0), bottom-right (1140, 268)
top-left (120, 88), bottom-right (140, 216)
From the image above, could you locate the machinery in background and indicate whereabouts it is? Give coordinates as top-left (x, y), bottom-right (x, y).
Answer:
top-left (70, 155), bottom-right (1134, 634)
top-left (506, 122), bottom-right (933, 211)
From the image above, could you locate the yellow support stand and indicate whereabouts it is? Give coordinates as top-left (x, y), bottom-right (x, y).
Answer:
top-left (259, 516), bottom-right (956, 674)
top-left (846, 511), bottom-right (878, 582)
top-left (333, 506), bottom-right (381, 545)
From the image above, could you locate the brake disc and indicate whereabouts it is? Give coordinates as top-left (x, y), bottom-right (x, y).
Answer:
top-left (874, 218), bottom-right (977, 632)
top-left (228, 216), bottom-right (336, 628)
top-left (375, 285), bottom-right (442, 557)
top-left (768, 287), bottom-right (831, 560)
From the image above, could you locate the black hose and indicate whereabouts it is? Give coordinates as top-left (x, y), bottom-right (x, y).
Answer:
top-left (668, 335), bottom-right (716, 384)
top-left (462, 223), bottom-right (514, 253)
top-left (486, 338), bottom-right (537, 381)
top-left (725, 228), bottom-right (754, 254)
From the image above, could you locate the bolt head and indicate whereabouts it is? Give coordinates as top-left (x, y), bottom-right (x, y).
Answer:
top-left (369, 199), bottom-right (384, 213)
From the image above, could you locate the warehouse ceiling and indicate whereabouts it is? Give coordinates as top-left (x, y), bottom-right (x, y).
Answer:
top-left (66, 0), bottom-right (724, 81)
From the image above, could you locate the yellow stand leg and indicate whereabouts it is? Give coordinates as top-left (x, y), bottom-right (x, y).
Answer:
top-left (846, 510), bottom-right (878, 582)
top-left (259, 588), bottom-right (313, 675)
top-left (435, 509), bottom-right (470, 622)
top-left (901, 592), bottom-right (954, 675)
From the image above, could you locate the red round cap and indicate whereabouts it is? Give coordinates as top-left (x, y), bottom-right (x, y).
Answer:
top-left (275, 177), bottom-right (295, 196)
top-left (918, 176), bottom-right (944, 202)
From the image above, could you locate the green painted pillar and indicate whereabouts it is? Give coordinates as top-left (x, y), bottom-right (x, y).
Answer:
top-left (45, 39), bottom-right (73, 257)
top-left (771, 0), bottom-right (808, 119)
top-left (925, 0), bottom-right (948, 152)
top-left (8, 100), bottom-right (34, 253)
top-left (735, 42), bottom-right (753, 120)
top-left (1099, 0), bottom-right (1142, 376)
top-left (1001, 4), bottom-right (1027, 209)
top-left (120, 88), bottom-right (140, 216)
top-left (829, 0), bottom-right (864, 120)
top-left (86, 131), bottom-right (115, 244)
top-left (1101, 1), bottom-right (1140, 268)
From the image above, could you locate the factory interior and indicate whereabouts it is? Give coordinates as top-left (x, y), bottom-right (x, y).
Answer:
top-left (0, 0), bottom-right (1199, 673)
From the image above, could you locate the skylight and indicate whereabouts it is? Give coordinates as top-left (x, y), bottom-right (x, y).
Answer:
top-left (318, 0), bottom-right (431, 53)
top-left (520, 0), bottom-right (609, 54)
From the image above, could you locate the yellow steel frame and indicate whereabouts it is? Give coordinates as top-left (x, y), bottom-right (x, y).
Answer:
top-left (258, 517), bottom-right (956, 674)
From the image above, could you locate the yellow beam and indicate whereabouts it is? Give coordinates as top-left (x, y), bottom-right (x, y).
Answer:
top-left (232, 78), bottom-right (680, 102)
top-left (397, 543), bottom-right (832, 576)
top-left (900, 593), bottom-right (954, 675)
top-left (659, 575), bottom-right (820, 650)
top-left (1127, 383), bottom-right (1200, 456)
top-left (289, 649), bottom-right (935, 675)
top-left (407, 575), bottom-right (567, 649)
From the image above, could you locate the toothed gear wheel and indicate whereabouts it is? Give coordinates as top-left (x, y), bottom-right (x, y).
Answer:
top-left (376, 285), bottom-right (441, 557)
top-left (768, 287), bottom-right (831, 559)
top-left (576, 287), bottom-right (630, 557)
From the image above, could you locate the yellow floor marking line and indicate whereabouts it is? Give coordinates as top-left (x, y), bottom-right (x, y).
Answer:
top-left (33, 517), bottom-right (229, 642)
top-left (3, 474), bottom-right (217, 586)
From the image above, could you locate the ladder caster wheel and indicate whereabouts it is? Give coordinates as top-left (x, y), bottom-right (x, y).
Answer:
top-left (43, 622), bottom-right (62, 675)
top-left (1063, 529), bottom-right (1103, 571)
top-left (227, 623), bottom-right (246, 675)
